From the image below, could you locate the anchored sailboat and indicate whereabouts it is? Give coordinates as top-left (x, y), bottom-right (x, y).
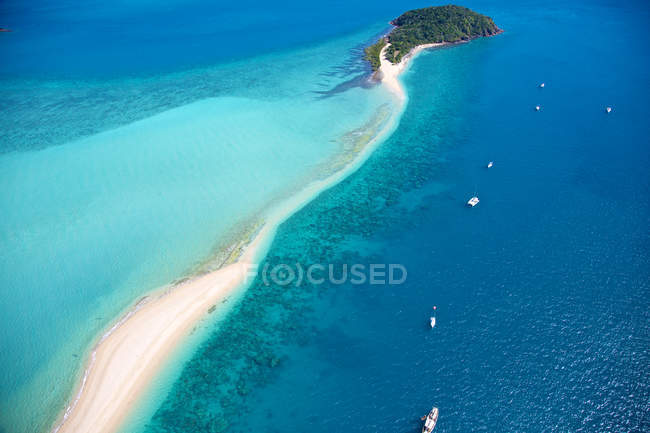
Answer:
top-left (421, 407), bottom-right (439, 433)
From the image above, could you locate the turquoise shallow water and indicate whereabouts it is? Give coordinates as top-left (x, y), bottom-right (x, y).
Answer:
top-left (1, 0), bottom-right (649, 432)
top-left (0, 18), bottom-right (398, 433)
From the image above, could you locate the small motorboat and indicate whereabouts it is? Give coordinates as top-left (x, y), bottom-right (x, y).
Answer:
top-left (539, 82), bottom-right (545, 88)
top-left (606, 106), bottom-right (612, 113)
top-left (421, 407), bottom-right (439, 433)
top-left (487, 161), bottom-right (493, 168)
top-left (430, 305), bottom-right (437, 328)
top-left (535, 105), bottom-right (541, 111)
top-left (467, 196), bottom-right (479, 207)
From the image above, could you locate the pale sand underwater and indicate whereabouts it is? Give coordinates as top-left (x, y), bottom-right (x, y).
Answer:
top-left (52, 56), bottom-right (417, 432)
top-left (0, 26), bottom-right (396, 432)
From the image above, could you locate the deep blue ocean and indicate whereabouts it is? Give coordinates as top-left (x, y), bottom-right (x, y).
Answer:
top-left (1, 0), bottom-right (649, 432)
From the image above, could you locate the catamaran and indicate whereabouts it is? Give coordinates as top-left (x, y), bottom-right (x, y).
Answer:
top-left (421, 407), bottom-right (439, 433)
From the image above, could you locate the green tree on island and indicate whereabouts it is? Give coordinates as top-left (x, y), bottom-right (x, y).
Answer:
top-left (365, 5), bottom-right (501, 71)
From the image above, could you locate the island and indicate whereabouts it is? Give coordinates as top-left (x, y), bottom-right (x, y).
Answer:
top-left (365, 5), bottom-right (501, 71)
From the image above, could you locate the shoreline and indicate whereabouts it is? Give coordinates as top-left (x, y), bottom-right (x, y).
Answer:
top-left (374, 26), bottom-right (504, 98)
top-left (376, 42), bottom-right (444, 99)
top-left (52, 240), bottom-right (267, 433)
top-left (52, 33), bottom-right (484, 433)
top-left (51, 63), bottom-right (411, 433)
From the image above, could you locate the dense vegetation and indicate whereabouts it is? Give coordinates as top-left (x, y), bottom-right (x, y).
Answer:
top-left (364, 38), bottom-right (387, 71)
top-left (365, 5), bottom-right (500, 68)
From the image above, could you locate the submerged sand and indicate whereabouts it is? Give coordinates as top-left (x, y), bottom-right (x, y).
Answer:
top-left (52, 42), bottom-right (437, 433)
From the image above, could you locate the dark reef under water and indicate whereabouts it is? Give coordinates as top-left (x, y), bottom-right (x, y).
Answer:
top-left (143, 40), bottom-right (475, 433)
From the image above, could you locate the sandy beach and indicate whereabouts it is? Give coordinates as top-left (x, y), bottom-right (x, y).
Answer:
top-left (51, 50), bottom-right (416, 433)
top-left (53, 249), bottom-right (262, 433)
top-left (378, 42), bottom-right (443, 99)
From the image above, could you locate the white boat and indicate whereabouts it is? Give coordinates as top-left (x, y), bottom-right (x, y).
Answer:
top-left (535, 105), bottom-right (541, 111)
top-left (467, 196), bottom-right (479, 207)
top-left (430, 317), bottom-right (436, 328)
top-left (539, 82), bottom-right (545, 88)
top-left (422, 407), bottom-right (439, 433)
top-left (606, 106), bottom-right (612, 113)
top-left (487, 161), bottom-right (493, 168)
